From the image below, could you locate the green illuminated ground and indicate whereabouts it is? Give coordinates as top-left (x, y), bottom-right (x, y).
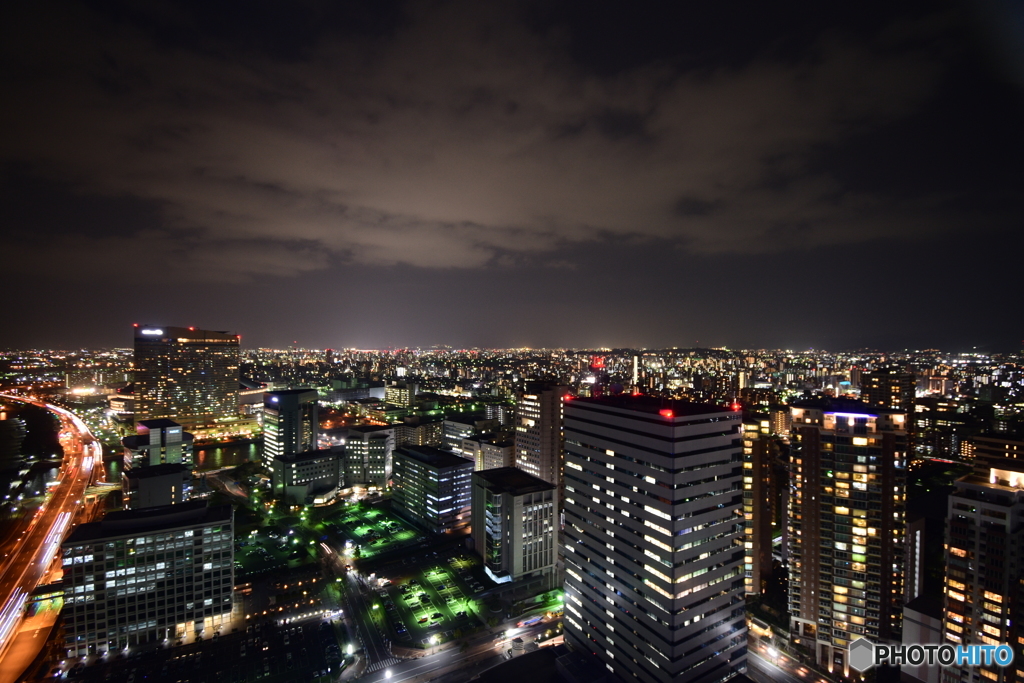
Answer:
top-left (369, 556), bottom-right (487, 645)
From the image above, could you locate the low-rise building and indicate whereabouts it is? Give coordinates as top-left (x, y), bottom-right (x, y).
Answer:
top-left (271, 448), bottom-right (341, 505)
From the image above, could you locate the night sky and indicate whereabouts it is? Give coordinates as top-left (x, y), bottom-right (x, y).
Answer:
top-left (2, 1), bottom-right (1022, 351)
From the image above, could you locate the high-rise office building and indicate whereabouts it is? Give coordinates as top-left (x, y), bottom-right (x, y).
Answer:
top-left (262, 389), bottom-right (319, 469)
top-left (391, 445), bottom-right (473, 533)
top-left (384, 381), bottom-right (418, 408)
top-left (788, 398), bottom-right (908, 675)
top-left (345, 425), bottom-right (395, 488)
top-left (514, 382), bottom-right (568, 487)
top-left (133, 326), bottom-right (240, 435)
top-left (471, 467), bottom-right (557, 590)
top-left (562, 396), bottom-right (747, 683)
top-left (60, 500), bottom-right (234, 657)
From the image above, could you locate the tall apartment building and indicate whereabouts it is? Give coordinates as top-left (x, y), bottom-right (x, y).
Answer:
top-left (742, 416), bottom-right (773, 596)
top-left (262, 389), bottom-right (319, 469)
top-left (940, 452), bottom-right (1024, 683)
top-left (60, 500), bottom-right (234, 657)
top-left (471, 467), bottom-right (557, 590)
top-left (133, 326), bottom-right (240, 435)
top-left (391, 445), bottom-right (473, 533)
top-left (345, 425), bottom-right (395, 488)
top-left (788, 398), bottom-right (908, 675)
top-left (514, 382), bottom-right (568, 487)
top-left (860, 368), bottom-right (916, 413)
top-left (942, 471), bottom-right (1024, 683)
top-left (562, 396), bottom-right (747, 683)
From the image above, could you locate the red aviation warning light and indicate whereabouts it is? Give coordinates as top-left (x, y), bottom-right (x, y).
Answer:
top-left (731, 402), bottom-right (742, 411)
top-left (659, 409), bottom-right (674, 418)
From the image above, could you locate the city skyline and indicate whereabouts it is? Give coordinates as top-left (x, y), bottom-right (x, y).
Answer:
top-left (3, 1), bottom-right (1023, 351)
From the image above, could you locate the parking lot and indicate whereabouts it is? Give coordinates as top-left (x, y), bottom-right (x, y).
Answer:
top-left (320, 504), bottom-right (421, 561)
top-left (369, 551), bottom-right (488, 647)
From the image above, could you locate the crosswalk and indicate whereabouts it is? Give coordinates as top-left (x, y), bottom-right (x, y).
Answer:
top-left (366, 657), bottom-right (401, 673)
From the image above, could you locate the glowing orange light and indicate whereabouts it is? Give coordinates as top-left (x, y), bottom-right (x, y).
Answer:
top-left (659, 409), bottom-right (674, 418)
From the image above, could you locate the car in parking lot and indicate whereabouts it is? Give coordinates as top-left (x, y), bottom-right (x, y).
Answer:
top-left (432, 612), bottom-right (443, 620)
top-left (418, 617), bottom-right (428, 624)
top-left (456, 611), bottom-right (467, 617)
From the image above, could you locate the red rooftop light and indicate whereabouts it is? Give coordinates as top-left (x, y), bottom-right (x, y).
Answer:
top-left (659, 409), bottom-right (674, 418)
top-left (731, 402), bottom-right (742, 411)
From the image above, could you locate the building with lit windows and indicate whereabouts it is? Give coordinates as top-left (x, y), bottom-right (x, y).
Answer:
top-left (562, 396), bottom-right (747, 683)
top-left (271, 448), bottom-right (340, 505)
top-left (480, 438), bottom-right (514, 470)
top-left (471, 467), bottom-right (557, 590)
top-left (122, 463), bottom-right (191, 509)
top-left (384, 381), bottom-right (418, 408)
top-left (391, 445), bottom-right (472, 533)
top-left (60, 500), bottom-right (234, 657)
top-left (788, 398), bottom-right (907, 675)
top-left (940, 453), bottom-right (1024, 683)
top-left (513, 382), bottom-right (568, 487)
top-left (262, 389), bottom-right (319, 469)
top-left (122, 419), bottom-right (193, 469)
top-left (345, 425), bottom-right (395, 488)
top-left (742, 416), bottom-right (773, 596)
top-left (132, 326), bottom-right (241, 437)
top-left (860, 368), bottom-right (916, 413)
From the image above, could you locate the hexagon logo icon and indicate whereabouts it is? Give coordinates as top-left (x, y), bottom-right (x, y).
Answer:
top-left (849, 637), bottom-right (876, 672)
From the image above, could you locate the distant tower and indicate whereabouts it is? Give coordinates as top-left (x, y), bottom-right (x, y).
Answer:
top-left (262, 389), bottom-right (319, 469)
top-left (513, 381), bottom-right (568, 487)
top-left (133, 325), bottom-right (240, 434)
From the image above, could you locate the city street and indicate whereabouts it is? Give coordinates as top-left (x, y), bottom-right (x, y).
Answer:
top-left (0, 395), bottom-right (103, 683)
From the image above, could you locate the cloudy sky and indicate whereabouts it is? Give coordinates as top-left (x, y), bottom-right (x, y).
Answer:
top-left (2, 0), bottom-right (1022, 351)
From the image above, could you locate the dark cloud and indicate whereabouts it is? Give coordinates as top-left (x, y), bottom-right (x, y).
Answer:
top-left (0, 0), bottom-right (1021, 349)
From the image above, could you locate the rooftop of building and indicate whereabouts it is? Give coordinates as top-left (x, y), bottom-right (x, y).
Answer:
top-left (134, 325), bottom-right (238, 341)
top-left (474, 467), bottom-right (554, 494)
top-left (349, 424), bottom-right (394, 435)
top-left (395, 445), bottom-right (474, 469)
top-left (790, 396), bottom-right (901, 415)
top-left (137, 418), bottom-right (182, 429)
top-left (123, 463), bottom-right (190, 479)
top-left (566, 394), bottom-right (735, 418)
top-left (63, 500), bottom-right (231, 545)
top-left (264, 388), bottom-right (319, 397)
top-left (476, 646), bottom-right (562, 683)
top-left (273, 448), bottom-right (339, 464)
